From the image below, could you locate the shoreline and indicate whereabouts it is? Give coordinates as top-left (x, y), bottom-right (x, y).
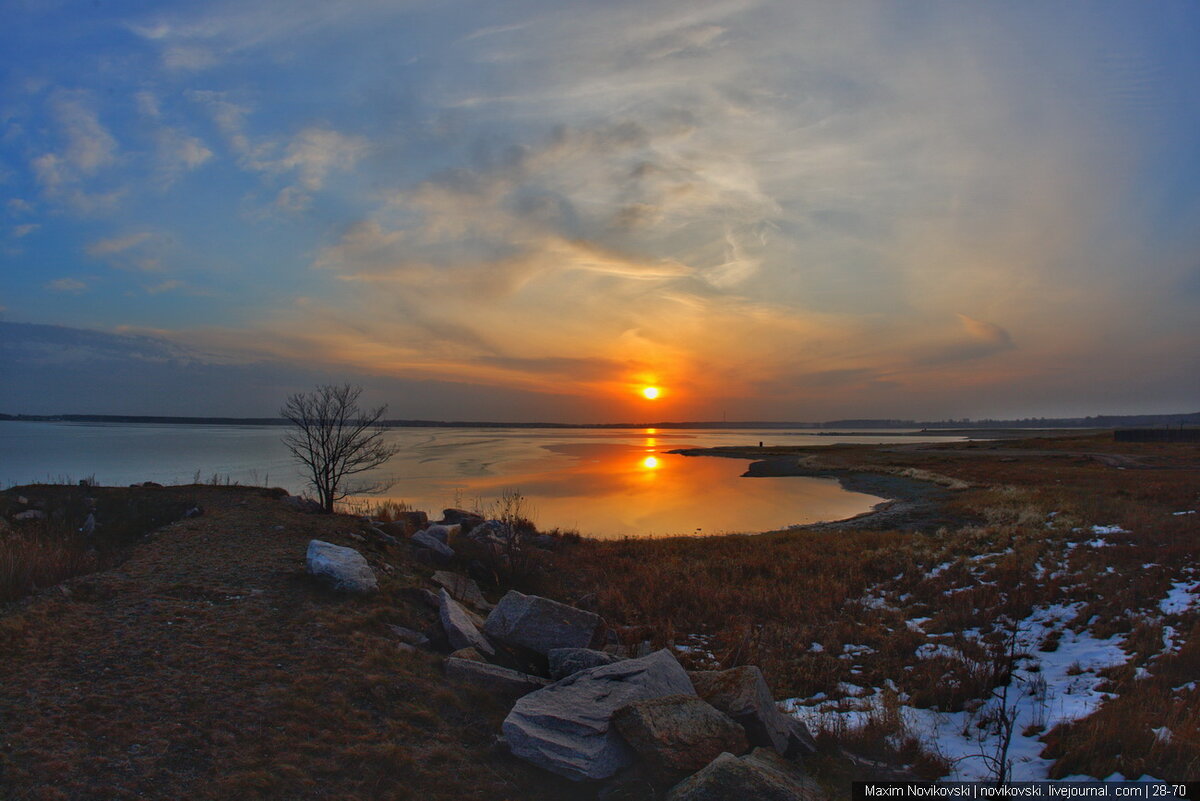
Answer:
top-left (670, 447), bottom-right (962, 532)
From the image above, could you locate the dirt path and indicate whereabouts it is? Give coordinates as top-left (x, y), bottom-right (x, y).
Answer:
top-left (0, 486), bottom-right (572, 801)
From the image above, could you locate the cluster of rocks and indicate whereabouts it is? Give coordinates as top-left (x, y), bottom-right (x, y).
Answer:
top-left (302, 536), bottom-right (819, 799)
top-left (369, 507), bottom-right (561, 569)
top-left (7, 494), bottom-right (48, 523)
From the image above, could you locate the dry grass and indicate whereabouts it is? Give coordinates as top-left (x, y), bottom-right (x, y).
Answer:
top-left (0, 527), bottom-right (97, 602)
top-left (1, 435), bottom-right (1196, 797)
top-left (540, 434), bottom-right (1200, 783)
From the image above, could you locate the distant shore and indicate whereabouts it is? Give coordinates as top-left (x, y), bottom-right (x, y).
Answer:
top-left (671, 446), bottom-right (962, 532)
top-left (3, 411), bottom-right (1196, 431)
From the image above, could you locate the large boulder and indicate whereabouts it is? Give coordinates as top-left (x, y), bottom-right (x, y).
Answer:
top-left (442, 508), bottom-right (485, 530)
top-left (689, 667), bottom-right (816, 757)
top-left (445, 658), bottom-right (551, 696)
top-left (466, 519), bottom-right (515, 545)
top-left (432, 570), bottom-right (492, 611)
top-left (503, 649), bottom-right (696, 781)
top-left (418, 523), bottom-right (461, 544)
top-left (665, 748), bottom-right (821, 801)
top-left (549, 647), bottom-right (624, 680)
top-left (438, 589), bottom-right (495, 657)
top-left (412, 530), bottom-right (455, 563)
top-left (484, 590), bottom-right (604, 655)
top-left (305, 540), bottom-right (378, 594)
top-left (612, 694), bottom-right (749, 785)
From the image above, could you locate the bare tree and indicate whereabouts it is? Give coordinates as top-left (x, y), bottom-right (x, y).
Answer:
top-left (280, 384), bottom-right (399, 513)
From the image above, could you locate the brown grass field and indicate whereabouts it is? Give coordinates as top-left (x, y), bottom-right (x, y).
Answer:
top-left (1, 432), bottom-right (1197, 797)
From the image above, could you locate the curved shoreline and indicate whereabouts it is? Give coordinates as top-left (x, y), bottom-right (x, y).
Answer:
top-left (669, 447), bottom-right (959, 532)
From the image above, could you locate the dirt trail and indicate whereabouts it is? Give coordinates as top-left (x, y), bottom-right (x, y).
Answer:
top-left (0, 486), bottom-right (571, 801)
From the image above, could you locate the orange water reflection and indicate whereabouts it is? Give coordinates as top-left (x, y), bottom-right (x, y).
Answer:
top-left (377, 440), bottom-right (882, 539)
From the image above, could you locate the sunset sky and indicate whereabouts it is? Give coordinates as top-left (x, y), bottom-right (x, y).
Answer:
top-left (2, 1), bottom-right (1199, 421)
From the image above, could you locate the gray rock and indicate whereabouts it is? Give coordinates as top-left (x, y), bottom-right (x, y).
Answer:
top-left (665, 748), bottom-right (821, 801)
top-left (366, 525), bottom-right (400, 545)
top-left (449, 646), bottom-right (487, 662)
top-left (412, 530), bottom-right (455, 562)
top-left (548, 647), bottom-right (624, 680)
top-left (395, 510), bottom-right (429, 530)
top-left (399, 586), bottom-right (441, 609)
top-left (305, 540), bottom-right (378, 594)
top-left (442, 508), bottom-right (485, 530)
top-left (613, 694), bottom-right (749, 785)
top-left (502, 649), bottom-right (696, 782)
top-left (484, 590), bottom-right (604, 655)
top-left (418, 523), bottom-right (461, 544)
top-left (439, 589), bottom-right (495, 657)
top-left (13, 509), bottom-right (47, 521)
top-left (689, 667), bottom-right (815, 757)
top-left (446, 658), bottom-right (551, 696)
top-left (467, 519), bottom-right (514, 544)
top-left (432, 570), bottom-right (492, 611)
top-left (388, 625), bottom-right (430, 648)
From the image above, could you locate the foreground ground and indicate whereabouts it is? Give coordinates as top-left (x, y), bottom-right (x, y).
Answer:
top-left (0, 431), bottom-right (1197, 797)
top-left (0, 485), bottom-right (578, 800)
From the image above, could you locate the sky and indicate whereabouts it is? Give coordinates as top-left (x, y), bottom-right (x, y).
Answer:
top-left (1, 0), bottom-right (1199, 422)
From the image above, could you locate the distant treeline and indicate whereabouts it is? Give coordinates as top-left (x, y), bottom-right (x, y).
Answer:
top-left (1, 412), bottom-right (1198, 429)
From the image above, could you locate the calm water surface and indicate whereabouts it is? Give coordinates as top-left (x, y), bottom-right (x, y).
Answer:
top-left (0, 422), bottom-right (960, 538)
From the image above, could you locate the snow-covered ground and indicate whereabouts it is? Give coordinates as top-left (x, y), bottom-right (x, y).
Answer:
top-left (784, 601), bottom-right (1130, 780)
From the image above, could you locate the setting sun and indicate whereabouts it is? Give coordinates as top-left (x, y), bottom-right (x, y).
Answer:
top-left (641, 386), bottom-right (661, 400)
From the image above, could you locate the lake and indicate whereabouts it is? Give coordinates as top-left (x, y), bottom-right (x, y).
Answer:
top-left (0, 422), bottom-right (960, 538)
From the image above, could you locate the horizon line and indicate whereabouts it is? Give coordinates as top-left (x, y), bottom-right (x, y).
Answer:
top-left (2, 411), bottom-right (1198, 430)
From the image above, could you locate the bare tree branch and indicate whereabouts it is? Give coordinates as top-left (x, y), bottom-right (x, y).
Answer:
top-left (280, 384), bottom-right (399, 513)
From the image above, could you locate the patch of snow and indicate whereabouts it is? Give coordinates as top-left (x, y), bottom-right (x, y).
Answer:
top-left (1152, 726), bottom-right (1173, 744)
top-left (906, 617), bottom-right (930, 632)
top-left (1091, 524), bottom-right (1128, 535)
top-left (1160, 581), bottom-right (1200, 615)
top-left (1172, 681), bottom-right (1196, 693)
top-left (1162, 625), bottom-right (1177, 653)
top-left (915, 643), bottom-right (958, 660)
top-left (926, 561), bottom-right (954, 578)
top-left (787, 601), bottom-right (1129, 781)
top-left (843, 643), bottom-right (875, 656)
top-left (808, 642), bottom-right (824, 653)
top-left (1172, 510), bottom-right (1196, 516)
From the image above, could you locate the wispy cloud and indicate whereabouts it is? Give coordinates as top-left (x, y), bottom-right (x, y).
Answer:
top-left (46, 277), bottom-right (89, 294)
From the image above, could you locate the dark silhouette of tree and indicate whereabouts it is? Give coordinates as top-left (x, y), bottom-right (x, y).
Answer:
top-left (280, 384), bottom-right (399, 513)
